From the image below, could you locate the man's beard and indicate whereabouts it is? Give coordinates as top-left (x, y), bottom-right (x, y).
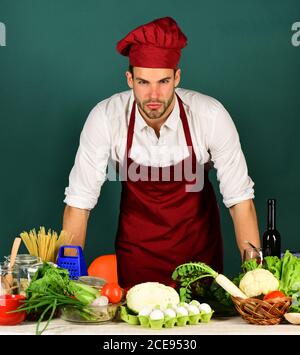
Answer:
top-left (136, 91), bottom-right (175, 120)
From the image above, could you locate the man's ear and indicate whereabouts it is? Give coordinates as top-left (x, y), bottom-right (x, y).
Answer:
top-left (126, 71), bottom-right (133, 89)
top-left (174, 68), bottom-right (181, 88)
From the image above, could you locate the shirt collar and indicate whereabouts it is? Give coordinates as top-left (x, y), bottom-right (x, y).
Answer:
top-left (135, 94), bottom-right (180, 132)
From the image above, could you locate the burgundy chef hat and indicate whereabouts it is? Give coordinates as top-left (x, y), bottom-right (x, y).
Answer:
top-left (116, 17), bottom-right (188, 69)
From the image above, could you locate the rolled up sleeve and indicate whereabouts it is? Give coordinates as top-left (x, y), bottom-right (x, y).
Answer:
top-left (64, 104), bottom-right (111, 210)
top-left (209, 103), bottom-right (255, 208)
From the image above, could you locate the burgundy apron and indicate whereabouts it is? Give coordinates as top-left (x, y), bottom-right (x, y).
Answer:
top-left (115, 94), bottom-right (223, 288)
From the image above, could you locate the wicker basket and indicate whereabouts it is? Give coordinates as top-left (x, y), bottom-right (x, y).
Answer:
top-left (231, 296), bottom-right (292, 325)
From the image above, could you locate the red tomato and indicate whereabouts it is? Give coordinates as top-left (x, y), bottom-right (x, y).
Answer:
top-left (263, 290), bottom-right (286, 300)
top-left (101, 282), bottom-right (123, 304)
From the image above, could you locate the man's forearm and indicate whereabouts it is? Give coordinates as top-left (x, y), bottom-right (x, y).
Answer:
top-left (229, 199), bottom-right (260, 259)
top-left (62, 205), bottom-right (90, 249)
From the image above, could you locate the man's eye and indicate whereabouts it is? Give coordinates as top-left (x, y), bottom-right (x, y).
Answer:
top-left (138, 81), bottom-right (148, 85)
top-left (160, 80), bottom-right (170, 84)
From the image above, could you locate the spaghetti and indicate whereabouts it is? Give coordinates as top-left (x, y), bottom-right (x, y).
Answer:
top-left (20, 227), bottom-right (73, 262)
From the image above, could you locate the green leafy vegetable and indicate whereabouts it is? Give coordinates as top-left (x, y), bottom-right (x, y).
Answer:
top-left (202, 280), bottom-right (237, 316)
top-left (67, 281), bottom-right (99, 305)
top-left (241, 259), bottom-right (262, 272)
top-left (263, 256), bottom-right (282, 280)
top-left (25, 263), bottom-right (69, 297)
top-left (172, 261), bottom-right (247, 304)
top-left (290, 291), bottom-right (300, 313)
top-left (15, 263), bottom-right (99, 335)
top-left (279, 251), bottom-right (300, 296)
top-left (171, 262), bottom-right (218, 302)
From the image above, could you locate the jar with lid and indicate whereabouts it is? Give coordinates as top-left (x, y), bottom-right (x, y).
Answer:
top-left (0, 262), bottom-right (19, 295)
top-left (4, 254), bottom-right (43, 295)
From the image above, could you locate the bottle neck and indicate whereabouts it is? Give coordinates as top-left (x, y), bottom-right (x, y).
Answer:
top-left (267, 200), bottom-right (276, 230)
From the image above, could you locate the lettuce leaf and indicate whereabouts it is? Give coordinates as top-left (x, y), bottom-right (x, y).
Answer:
top-left (241, 259), bottom-right (262, 272)
top-left (290, 291), bottom-right (300, 312)
top-left (279, 251), bottom-right (300, 296)
top-left (263, 256), bottom-right (282, 280)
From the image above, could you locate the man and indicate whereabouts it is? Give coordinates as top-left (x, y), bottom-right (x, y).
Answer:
top-left (63, 17), bottom-right (260, 288)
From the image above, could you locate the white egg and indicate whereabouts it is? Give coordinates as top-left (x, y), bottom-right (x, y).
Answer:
top-left (199, 303), bottom-right (212, 314)
top-left (149, 309), bottom-right (164, 320)
top-left (138, 307), bottom-right (153, 316)
top-left (178, 302), bottom-right (190, 309)
top-left (176, 306), bottom-right (189, 317)
top-left (164, 308), bottom-right (176, 318)
top-left (189, 300), bottom-right (201, 308)
top-left (188, 304), bottom-right (200, 315)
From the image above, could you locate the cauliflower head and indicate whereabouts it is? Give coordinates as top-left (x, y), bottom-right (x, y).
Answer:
top-left (126, 282), bottom-right (180, 313)
top-left (239, 269), bottom-right (279, 298)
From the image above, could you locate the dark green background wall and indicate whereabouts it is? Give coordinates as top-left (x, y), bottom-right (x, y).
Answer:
top-left (0, 0), bottom-right (299, 277)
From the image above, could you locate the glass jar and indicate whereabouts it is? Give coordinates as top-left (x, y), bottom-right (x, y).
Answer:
top-left (0, 262), bottom-right (19, 296)
top-left (4, 254), bottom-right (43, 295)
top-left (4, 254), bottom-right (41, 268)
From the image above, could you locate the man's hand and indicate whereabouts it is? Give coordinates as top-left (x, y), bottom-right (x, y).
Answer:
top-left (229, 199), bottom-right (260, 259)
top-left (62, 205), bottom-right (90, 255)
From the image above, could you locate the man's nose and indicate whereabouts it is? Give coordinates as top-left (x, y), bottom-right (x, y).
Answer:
top-left (149, 85), bottom-right (159, 101)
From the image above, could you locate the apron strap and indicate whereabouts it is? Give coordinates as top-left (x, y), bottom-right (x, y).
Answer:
top-left (175, 93), bottom-right (197, 164)
top-left (126, 101), bottom-right (136, 156)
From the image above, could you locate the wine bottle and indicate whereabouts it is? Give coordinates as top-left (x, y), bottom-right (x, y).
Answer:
top-left (262, 199), bottom-right (281, 258)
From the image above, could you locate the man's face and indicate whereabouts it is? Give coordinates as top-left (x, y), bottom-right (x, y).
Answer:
top-left (126, 67), bottom-right (181, 120)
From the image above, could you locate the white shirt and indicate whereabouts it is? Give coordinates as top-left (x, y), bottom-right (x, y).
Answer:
top-left (64, 88), bottom-right (255, 209)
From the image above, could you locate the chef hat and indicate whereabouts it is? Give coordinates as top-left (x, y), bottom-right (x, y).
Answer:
top-left (116, 17), bottom-right (187, 69)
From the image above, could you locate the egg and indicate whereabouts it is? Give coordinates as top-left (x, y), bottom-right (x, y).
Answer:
top-left (199, 303), bottom-right (212, 314)
top-left (176, 306), bottom-right (189, 317)
top-left (171, 305), bottom-right (178, 313)
top-left (138, 307), bottom-right (153, 316)
top-left (164, 308), bottom-right (176, 318)
top-left (149, 309), bottom-right (164, 320)
top-left (178, 302), bottom-right (190, 309)
top-left (189, 300), bottom-right (201, 308)
top-left (188, 304), bottom-right (200, 315)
